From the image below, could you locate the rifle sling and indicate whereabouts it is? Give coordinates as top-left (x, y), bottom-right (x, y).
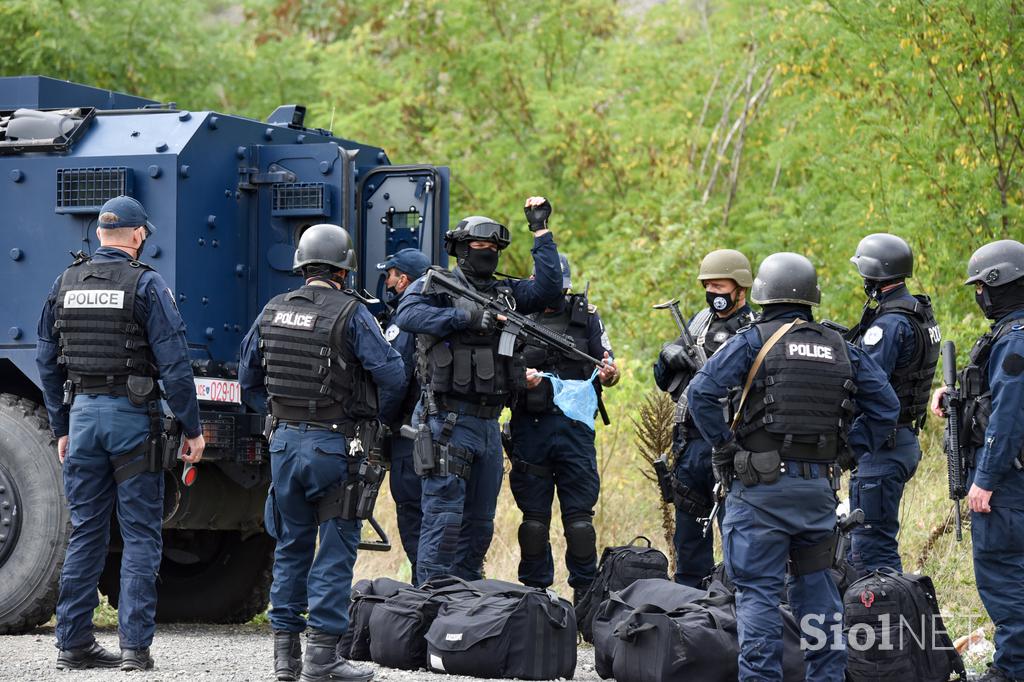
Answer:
top-left (730, 319), bottom-right (803, 432)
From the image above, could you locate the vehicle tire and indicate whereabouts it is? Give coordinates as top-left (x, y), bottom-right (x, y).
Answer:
top-left (0, 394), bottom-right (70, 634)
top-left (100, 529), bottom-right (274, 623)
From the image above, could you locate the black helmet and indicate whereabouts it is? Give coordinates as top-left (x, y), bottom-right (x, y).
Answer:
top-left (293, 224), bottom-right (358, 271)
top-left (751, 252), bottom-right (821, 306)
top-left (444, 216), bottom-right (510, 256)
top-left (850, 233), bottom-right (913, 280)
top-left (964, 239), bottom-right (1024, 287)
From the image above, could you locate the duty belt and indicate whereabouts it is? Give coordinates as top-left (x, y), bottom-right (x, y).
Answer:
top-left (438, 396), bottom-right (505, 420)
top-left (271, 418), bottom-right (357, 438)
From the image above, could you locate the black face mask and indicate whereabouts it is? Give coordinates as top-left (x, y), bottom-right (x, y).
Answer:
top-left (977, 283), bottom-right (1024, 320)
top-left (461, 246), bottom-right (500, 279)
top-left (706, 289), bottom-right (735, 315)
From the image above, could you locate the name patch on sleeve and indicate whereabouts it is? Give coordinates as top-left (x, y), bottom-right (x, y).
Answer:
top-left (786, 342), bottom-right (836, 362)
top-left (63, 289), bottom-right (124, 309)
top-left (272, 310), bottom-right (317, 329)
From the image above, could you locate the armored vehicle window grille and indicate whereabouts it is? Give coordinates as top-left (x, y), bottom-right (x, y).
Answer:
top-left (272, 182), bottom-right (327, 217)
top-left (56, 167), bottom-right (130, 214)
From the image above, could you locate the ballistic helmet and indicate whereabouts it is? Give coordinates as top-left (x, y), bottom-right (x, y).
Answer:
top-left (698, 249), bottom-right (753, 288)
top-left (964, 239), bottom-right (1024, 287)
top-left (850, 233), bottom-right (913, 280)
top-left (444, 216), bottom-right (511, 256)
top-left (751, 252), bottom-right (821, 306)
top-left (293, 223), bottom-right (358, 271)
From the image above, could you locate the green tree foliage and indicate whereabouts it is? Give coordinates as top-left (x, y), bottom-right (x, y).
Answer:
top-left (2, 0), bottom-right (1020, 379)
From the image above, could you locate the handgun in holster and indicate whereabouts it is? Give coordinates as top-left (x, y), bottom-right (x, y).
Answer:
top-left (412, 421), bottom-right (435, 476)
top-left (355, 460), bottom-right (385, 520)
top-left (159, 417), bottom-right (183, 471)
top-left (653, 452), bottom-right (675, 504)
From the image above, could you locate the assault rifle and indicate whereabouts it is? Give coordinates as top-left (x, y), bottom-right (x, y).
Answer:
top-left (422, 269), bottom-right (604, 367)
top-left (355, 420), bottom-right (391, 552)
top-left (653, 298), bottom-right (707, 369)
top-left (942, 341), bottom-right (966, 542)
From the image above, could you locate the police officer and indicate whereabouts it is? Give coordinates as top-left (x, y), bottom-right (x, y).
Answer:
top-left (376, 248), bottom-right (432, 578)
top-left (394, 196), bottom-right (563, 585)
top-left (931, 239), bottom-right (1024, 682)
top-left (508, 255), bottom-right (619, 602)
top-left (847, 234), bottom-right (939, 573)
top-left (35, 196), bottom-right (205, 671)
top-left (652, 249), bottom-right (757, 587)
top-left (239, 224), bottom-right (404, 682)
top-left (688, 253), bottom-right (898, 681)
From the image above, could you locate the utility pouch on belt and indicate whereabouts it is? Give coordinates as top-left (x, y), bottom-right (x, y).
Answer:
top-left (412, 422), bottom-right (435, 476)
top-left (734, 450), bottom-right (781, 487)
top-left (127, 375), bottom-right (156, 407)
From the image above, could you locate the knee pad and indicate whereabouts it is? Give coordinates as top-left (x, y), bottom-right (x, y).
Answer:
top-left (563, 517), bottom-right (597, 562)
top-left (518, 519), bottom-right (549, 559)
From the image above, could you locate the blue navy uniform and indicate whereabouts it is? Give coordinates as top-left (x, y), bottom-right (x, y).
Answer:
top-left (965, 311), bottom-right (1024, 680)
top-left (847, 284), bottom-right (939, 572)
top-left (653, 304), bottom-right (756, 587)
top-left (239, 285), bottom-right (404, 637)
top-left (688, 308), bottom-right (898, 682)
top-left (380, 298), bottom-right (423, 578)
top-left (36, 246), bottom-right (202, 653)
top-left (508, 294), bottom-right (611, 593)
top-left (394, 232), bottom-right (561, 584)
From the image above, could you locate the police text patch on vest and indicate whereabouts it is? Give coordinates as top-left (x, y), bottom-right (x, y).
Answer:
top-left (786, 341), bottom-right (836, 363)
top-left (272, 310), bottom-right (317, 329)
top-left (63, 289), bottom-right (125, 309)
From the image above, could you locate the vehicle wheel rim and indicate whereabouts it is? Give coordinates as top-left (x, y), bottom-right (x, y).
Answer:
top-left (0, 461), bottom-right (24, 568)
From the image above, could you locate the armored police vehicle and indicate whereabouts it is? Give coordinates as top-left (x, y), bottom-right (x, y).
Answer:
top-left (0, 77), bottom-right (448, 633)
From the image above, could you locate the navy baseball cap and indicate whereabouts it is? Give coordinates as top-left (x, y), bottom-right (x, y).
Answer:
top-left (377, 248), bottom-right (431, 281)
top-left (98, 196), bottom-right (155, 233)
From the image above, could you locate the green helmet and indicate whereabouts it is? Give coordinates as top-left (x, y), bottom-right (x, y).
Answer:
top-left (698, 249), bottom-right (753, 288)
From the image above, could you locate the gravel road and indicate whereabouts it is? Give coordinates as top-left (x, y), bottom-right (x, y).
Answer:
top-left (0, 624), bottom-right (601, 681)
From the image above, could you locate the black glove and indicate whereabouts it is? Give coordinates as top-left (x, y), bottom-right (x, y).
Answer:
top-left (524, 199), bottom-right (552, 232)
top-left (468, 308), bottom-right (497, 333)
top-left (711, 439), bottom-right (740, 484)
top-left (659, 343), bottom-right (696, 373)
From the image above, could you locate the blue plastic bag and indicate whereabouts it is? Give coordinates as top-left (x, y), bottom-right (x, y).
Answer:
top-left (538, 368), bottom-right (601, 431)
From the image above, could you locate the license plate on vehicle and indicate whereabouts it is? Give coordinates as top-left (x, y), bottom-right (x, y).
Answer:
top-left (194, 377), bottom-right (242, 404)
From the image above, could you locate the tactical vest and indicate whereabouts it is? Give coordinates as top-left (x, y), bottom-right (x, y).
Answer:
top-left (958, 315), bottom-right (1024, 463)
top-left (736, 319), bottom-right (856, 462)
top-left (695, 306), bottom-right (757, 356)
top-left (54, 256), bottom-right (158, 392)
top-left (854, 295), bottom-right (940, 429)
top-left (674, 306), bottom-right (756, 431)
top-left (421, 269), bottom-right (520, 417)
top-left (520, 294), bottom-right (596, 414)
top-left (259, 286), bottom-right (378, 424)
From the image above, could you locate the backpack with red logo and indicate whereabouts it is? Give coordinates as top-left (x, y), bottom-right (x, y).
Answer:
top-left (843, 568), bottom-right (966, 682)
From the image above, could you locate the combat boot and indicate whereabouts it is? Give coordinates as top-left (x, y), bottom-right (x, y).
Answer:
top-left (55, 640), bottom-right (121, 669)
top-left (120, 647), bottom-right (155, 671)
top-left (300, 629), bottom-right (373, 682)
top-left (274, 630), bottom-right (303, 681)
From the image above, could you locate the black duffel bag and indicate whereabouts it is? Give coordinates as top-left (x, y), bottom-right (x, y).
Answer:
top-left (339, 577), bottom-right (409, 661)
top-left (367, 577), bottom-right (476, 670)
top-left (610, 587), bottom-right (806, 682)
top-left (591, 578), bottom-right (705, 679)
top-left (844, 568), bottom-right (966, 682)
top-left (425, 578), bottom-right (577, 680)
top-left (575, 536), bottom-right (669, 643)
